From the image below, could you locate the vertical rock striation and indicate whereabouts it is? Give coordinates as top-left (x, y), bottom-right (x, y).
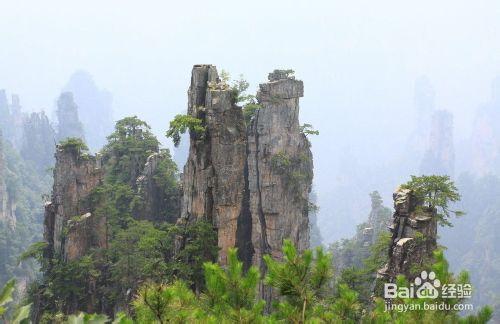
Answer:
top-left (180, 65), bottom-right (248, 265)
top-left (179, 66), bottom-right (313, 275)
top-left (378, 187), bottom-right (437, 282)
top-left (44, 144), bottom-right (104, 261)
top-left (247, 70), bottom-right (312, 281)
top-left (180, 66), bottom-right (313, 304)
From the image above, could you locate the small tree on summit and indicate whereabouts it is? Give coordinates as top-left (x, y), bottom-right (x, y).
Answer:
top-left (401, 175), bottom-right (464, 227)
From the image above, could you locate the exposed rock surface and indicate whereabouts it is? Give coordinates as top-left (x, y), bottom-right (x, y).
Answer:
top-left (44, 144), bottom-right (104, 261)
top-left (180, 65), bottom-right (248, 265)
top-left (56, 92), bottom-right (85, 142)
top-left (420, 110), bottom-right (454, 176)
top-left (180, 66), bottom-right (313, 303)
top-left (378, 187), bottom-right (437, 282)
top-left (247, 71), bottom-right (312, 297)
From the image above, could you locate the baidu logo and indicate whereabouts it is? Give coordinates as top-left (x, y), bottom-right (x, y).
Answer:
top-left (384, 270), bottom-right (468, 299)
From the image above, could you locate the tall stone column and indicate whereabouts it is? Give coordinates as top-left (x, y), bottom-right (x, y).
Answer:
top-left (180, 65), bottom-right (248, 265)
top-left (247, 70), bottom-right (313, 302)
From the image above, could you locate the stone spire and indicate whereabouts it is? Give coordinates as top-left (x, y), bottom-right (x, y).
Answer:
top-left (378, 187), bottom-right (437, 282)
top-left (247, 69), bottom-right (313, 303)
top-left (180, 65), bottom-right (248, 265)
top-left (56, 92), bottom-right (85, 142)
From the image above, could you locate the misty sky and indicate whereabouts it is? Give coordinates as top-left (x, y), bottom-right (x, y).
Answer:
top-left (1, 0), bottom-right (500, 242)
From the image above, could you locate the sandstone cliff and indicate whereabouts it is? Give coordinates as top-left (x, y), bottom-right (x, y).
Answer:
top-left (179, 65), bottom-right (248, 265)
top-left (44, 143), bottom-right (104, 261)
top-left (378, 187), bottom-right (437, 282)
top-left (247, 70), bottom-right (312, 275)
top-left (179, 66), bottom-right (313, 303)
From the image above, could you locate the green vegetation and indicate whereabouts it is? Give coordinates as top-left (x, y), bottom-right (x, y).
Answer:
top-left (300, 123), bottom-right (320, 136)
top-left (0, 279), bottom-right (31, 324)
top-left (29, 117), bottom-right (217, 321)
top-left (402, 175), bottom-right (464, 227)
top-left (0, 138), bottom-right (50, 291)
top-left (39, 239), bottom-right (493, 323)
top-left (59, 137), bottom-right (89, 155)
top-left (103, 116), bottom-right (160, 185)
top-left (368, 250), bottom-right (492, 323)
top-left (165, 114), bottom-right (205, 147)
top-left (270, 151), bottom-right (313, 202)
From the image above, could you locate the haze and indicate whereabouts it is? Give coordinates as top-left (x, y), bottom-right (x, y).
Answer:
top-left (1, 0), bottom-right (499, 242)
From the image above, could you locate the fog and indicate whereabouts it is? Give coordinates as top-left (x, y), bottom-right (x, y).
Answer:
top-left (1, 0), bottom-right (500, 242)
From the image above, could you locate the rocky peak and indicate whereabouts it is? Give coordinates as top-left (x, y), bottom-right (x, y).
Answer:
top-left (179, 65), bottom-right (314, 292)
top-left (180, 64), bottom-right (248, 265)
top-left (44, 143), bottom-right (104, 261)
top-left (248, 69), bottom-right (312, 305)
top-left (56, 92), bottom-right (85, 142)
top-left (378, 187), bottom-right (437, 282)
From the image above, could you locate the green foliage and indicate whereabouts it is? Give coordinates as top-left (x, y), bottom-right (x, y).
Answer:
top-left (402, 175), bottom-right (464, 227)
top-left (368, 249), bottom-right (493, 323)
top-left (59, 137), bottom-right (89, 155)
top-left (264, 240), bottom-right (344, 322)
top-left (133, 281), bottom-right (201, 323)
top-left (165, 114), bottom-right (205, 147)
top-left (18, 241), bottom-right (48, 264)
top-left (202, 248), bottom-right (265, 322)
top-left (66, 312), bottom-right (109, 324)
top-left (0, 279), bottom-right (16, 317)
top-left (218, 70), bottom-right (261, 125)
top-left (242, 103), bottom-right (261, 125)
top-left (0, 279), bottom-right (31, 324)
top-left (270, 151), bottom-right (312, 202)
top-left (103, 116), bottom-right (160, 185)
top-left (299, 123), bottom-right (320, 136)
top-left (0, 138), bottom-right (49, 290)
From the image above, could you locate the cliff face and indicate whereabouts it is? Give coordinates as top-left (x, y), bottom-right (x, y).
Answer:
top-left (44, 145), bottom-right (104, 261)
top-left (247, 70), bottom-right (312, 271)
top-left (180, 65), bottom-right (248, 264)
top-left (378, 187), bottom-right (437, 282)
top-left (56, 92), bottom-right (85, 142)
top-left (180, 66), bottom-right (313, 300)
top-left (420, 110), bottom-right (454, 176)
